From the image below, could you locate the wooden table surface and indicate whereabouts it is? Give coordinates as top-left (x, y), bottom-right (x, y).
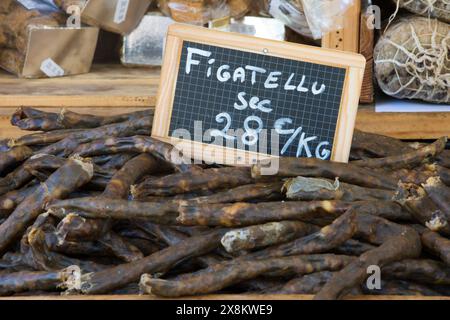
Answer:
top-left (0, 64), bottom-right (449, 140)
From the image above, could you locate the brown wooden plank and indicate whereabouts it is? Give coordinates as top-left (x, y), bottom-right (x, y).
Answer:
top-left (359, 12), bottom-right (374, 104)
top-left (0, 294), bottom-right (449, 300)
top-left (0, 64), bottom-right (160, 108)
top-left (356, 105), bottom-right (450, 140)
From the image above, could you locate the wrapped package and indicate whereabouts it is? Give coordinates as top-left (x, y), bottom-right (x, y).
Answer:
top-left (167, 0), bottom-right (229, 25)
top-left (301, 0), bottom-right (355, 39)
top-left (374, 17), bottom-right (450, 104)
top-left (268, 0), bottom-right (313, 39)
top-left (392, 0), bottom-right (449, 23)
top-left (227, 17), bottom-right (285, 41)
top-left (121, 14), bottom-right (285, 68)
top-left (168, 0), bottom-right (208, 24)
top-left (121, 12), bottom-right (175, 67)
top-left (268, 0), bottom-right (357, 40)
top-left (54, 0), bottom-right (152, 34)
top-left (0, 1), bottom-right (99, 78)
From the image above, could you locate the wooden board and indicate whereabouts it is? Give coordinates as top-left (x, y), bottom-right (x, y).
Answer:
top-left (0, 64), bottom-right (160, 108)
top-left (359, 11), bottom-right (374, 104)
top-left (356, 104), bottom-right (450, 140)
top-left (1, 294), bottom-right (449, 300)
top-left (153, 24), bottom-right (366, 164)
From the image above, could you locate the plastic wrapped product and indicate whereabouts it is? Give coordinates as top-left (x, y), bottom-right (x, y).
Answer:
top-left (168, 0), bottom-right (209, 25)
top-left (227, 16), bottom-right (286, 41)
top-left (268, 0), bottom-right (313, 38)
top-left (168, 0), bottom-right (229, 25)
top-left (121, 12), bottom-right (175, 67)
top-left (0, 1), bottom-right (98, 78)
top-left (300, 0), bottom-right (355, 39)
top-left (16, 0), bottom-right (61, 12)
top-left (268, 0), bottom-right (357, 40)
top-left (54, 0), bottom-right (152, 35)
top-left (374, 17), bottom-right (449, 104)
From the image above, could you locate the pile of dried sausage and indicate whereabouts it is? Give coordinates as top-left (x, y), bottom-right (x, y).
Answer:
top-left (0, 107), bottom-right (449, 299)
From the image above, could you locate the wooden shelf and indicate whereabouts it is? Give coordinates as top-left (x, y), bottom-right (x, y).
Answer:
top-left (0, 64), bottom-right (160, 108)
top-left (0, 64), bottom-right (448, 140)
top-left (355, 104), bottom-right (450, 140)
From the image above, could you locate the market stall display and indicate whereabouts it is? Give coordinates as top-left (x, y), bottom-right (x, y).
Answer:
top-left (0, 0), bottom-right (449, 302)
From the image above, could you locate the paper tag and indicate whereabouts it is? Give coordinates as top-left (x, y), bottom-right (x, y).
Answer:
top-left (40, 58), bottom-right (65, 77)
top-left (114, 0), bottom-right (130, 24)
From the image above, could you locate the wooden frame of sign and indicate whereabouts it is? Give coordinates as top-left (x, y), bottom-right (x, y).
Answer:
top-left (152, 24), bottom-right (366, 165)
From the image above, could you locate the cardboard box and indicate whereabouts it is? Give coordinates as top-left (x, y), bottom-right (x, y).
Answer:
top-left (80, 0), bottom-right (152, 35)
top-left (0, 1), bottom-right (99, 78)
top-left (1, 26), bottom-right (99, 78)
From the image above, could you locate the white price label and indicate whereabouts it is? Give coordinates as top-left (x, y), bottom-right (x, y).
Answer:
top-left (114, 0), bottom-right (130, 24)
top-left (40, 58), bottom-right (65, 78)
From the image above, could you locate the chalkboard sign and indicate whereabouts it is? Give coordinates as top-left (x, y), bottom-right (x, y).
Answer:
top-left (153, 24), bottom-right (366, 165)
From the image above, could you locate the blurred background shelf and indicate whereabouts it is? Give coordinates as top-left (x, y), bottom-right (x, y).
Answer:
top-left (355, 105), bottom-right (450, 140)
top-left (0, 64), bottom-right (448, 140)
top-left (0, 64), bottom-right (160, 108)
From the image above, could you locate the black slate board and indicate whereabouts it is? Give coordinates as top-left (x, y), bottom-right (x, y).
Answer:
top-left (169, 40), bottom-right (347, 160)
